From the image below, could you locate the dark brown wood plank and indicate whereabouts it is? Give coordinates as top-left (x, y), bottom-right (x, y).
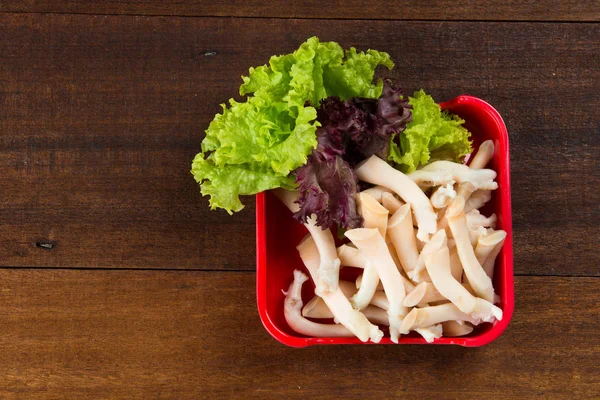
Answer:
top-left (0, 14), bottom-right (598, 274)
top-left (0, 270), bottom-right (597, 398)
top-left (1, 0), bottom-right (599, 22)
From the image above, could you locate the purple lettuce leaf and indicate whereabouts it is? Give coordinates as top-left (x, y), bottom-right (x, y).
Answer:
top-left (292, 80), bottom-right (411, 229)
top-left (292, 154), bottom-right (363, 230)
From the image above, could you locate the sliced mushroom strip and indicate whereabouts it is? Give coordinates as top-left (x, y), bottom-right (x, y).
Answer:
top-left (387, 204), bottom-right (420, 276)
top-left (408, 169), bottom-right (454, 189)
top-left (419, 160), bottom-right (498, 191)
top-left (351, 264), bottom-right (380, 311)
top-left (302, 297), bottom-right (389, 327)
top-left (446, 196), bottom-right (496, 303)
top-left (464, 189), bottom-right (492, 214)
top-left (355, 274), bottom-right (384, 290)
top-left (475, 230), bottom-right (507, 266)
top-left (358, 192), bottom-right (389, 239)
top-left (337, 244), bottom-right (366, 268)
top-left (482, 236), bottom-right (507, 279)
top-left (345, 228), bottom-right (409, 342)
top-left (406, 228), bottom-right (447, 283)
top-left (296, 236), bottom-right (383, 343)
top-left (403, 282), bottom-right (446, 307)
top-left (354, 155), bottom-right (438, 242)
top-left (469, 140), bottom-right (495, 169)
top-left (442, 321), bottom-right (474, 337)
top-left (449, 246), bottom-right (463, 282)
top-left (424, 242), bottom-right (502, 323)
top-left (430, 182), bottom-right (457, 209)
top-left (381, 192), bottom-right (405, 214)
top-left (284, 270), bottom-right (355, 338)
top-left (360, 185), bottom-right (394, 202)
top-left (456, 181), bottom-right (477, 202)
top-left (356, 272), bottom-right (414, 293)
top-left (415, 324), bottom-right (443, 343)
top-left (400, 303), bottom-right (481, 333)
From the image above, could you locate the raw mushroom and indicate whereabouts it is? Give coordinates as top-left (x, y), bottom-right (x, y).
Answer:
top-left (274, 189), bottom-right (341, 293)
top-left (466, 209), bottom-right (497, 231)
top-left (449, 246), bottom-right (464, 282)
top-left (469, 140), bottom-right (495, 169)
top-left (381, 192), bottom-right (405, 214)
top-left (475, 230), bottom-right (507, 265)
top-left (415, 324), bottom-right (443, 343)
top-left (369, 291), bottom-right (390, 311)
top-left (424, 239), bottom-right (502, 322)
top-left (419, 160), bottom-right (498, 191)
top-left (345, 228), bottom-right (409, 342)
top-left (408, 169), bottom-right (454, 189)
top-left (357, 192), bottom-right (389, 239)
top-left (354, 155), bottom-right (438, 242)
top-left (407, 227), bottom-right (447, 283)
top-left (400, 303), bottom-right (481, 333)
top-left (337, 244), bottom-right (367, 268)
top-left (456, 181), bottom-right (477, 202)
top-left (464, 189), bottom-right (492, 214)
top-left (442, 320), bottom-right (474, 337)
top-left (356, 272), bottom-right (414, 293)
top-left (351, 265), bottom-right (380, 311)
top-left (469, 225), bottom-right (490, 247)
top-left (355, 274), bottom-right (384, 290)
top-left (360, 185), bottom-right (394, 203)
top-left (296, 236), bottom-right (383, 342)
top-left (446, 196), bottom-right (496, 303)
top-left (350, 193), bottom-right (390, 310)
top-left (284, 270), bottom-right (355, 338)
top-left (481, 236), bottom-right (507, 279)
top-left (387, 204), bottom-right (420, 276)
top-left (430, 182), bottom-right (457, 209)
top-left (302, 297), bottom-right (389, 326)
top-left (403, 282), bottom-right (446, 307)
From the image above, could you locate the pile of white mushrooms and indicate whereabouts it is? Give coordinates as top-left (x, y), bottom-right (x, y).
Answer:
top-left (276, 140), bottom-right (506, 343)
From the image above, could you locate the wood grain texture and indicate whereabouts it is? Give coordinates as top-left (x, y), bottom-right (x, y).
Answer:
top-left (1, 0), bottom-right (599, 22)
top-left (0, 14), bottom-right (598, 274)
top-left (0, 270), bottom-right (597, 399)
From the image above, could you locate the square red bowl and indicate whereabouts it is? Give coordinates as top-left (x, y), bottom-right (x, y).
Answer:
top-left (256, 95), bottom-right (513, 347)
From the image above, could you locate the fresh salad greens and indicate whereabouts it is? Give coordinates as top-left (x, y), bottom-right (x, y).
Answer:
top-left (388, 90), bottom-right (472, 173)
top-left (191, 37), bottom-right (472, 227)
top-left (293, 81), bottom-right (411, 230)
top-left (192, 37), bottom-right (393, 214)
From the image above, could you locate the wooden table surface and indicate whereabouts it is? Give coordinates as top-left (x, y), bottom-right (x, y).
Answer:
top-left (1, 2), bottom-right (599, 399)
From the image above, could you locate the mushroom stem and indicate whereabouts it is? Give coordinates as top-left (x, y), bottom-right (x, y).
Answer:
top-left (345, 228), bottom-right (409, 342)
top-left (424, 238), bottom-right (502, 323)
top-left (381, 192), bottom-right (405, 214)
top-left (400, 303), bottom-right (481, 333)
top-left (442, 321), bottom-right (474, 337)
top-left (446, 196), bottom-right (496, 303)
top-left (469, 140), bottom-right (495, 169)
top-left (296, 236), bottom-right (383, 343)
top-left (419, 160), bottom-right (498, 190)
top-left (387, 204), bottom-right (420, 275)
top-left (354, 155), bottom-right (438, 242)
top-left (350, 263), bottom-right (380, 310)
top-left (284, 270), bottom-right (355, 338)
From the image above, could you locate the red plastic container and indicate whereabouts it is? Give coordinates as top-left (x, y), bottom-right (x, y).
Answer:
top-left (256, 95), bottom-right (513, 347)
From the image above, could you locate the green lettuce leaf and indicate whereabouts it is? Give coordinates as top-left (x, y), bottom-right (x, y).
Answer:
top-left (388, 90), bottom-right (472, 173)
top-left (191, 154), bottom-right (296, 214)
top-left (192, 37), bottom-right (393, 213)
